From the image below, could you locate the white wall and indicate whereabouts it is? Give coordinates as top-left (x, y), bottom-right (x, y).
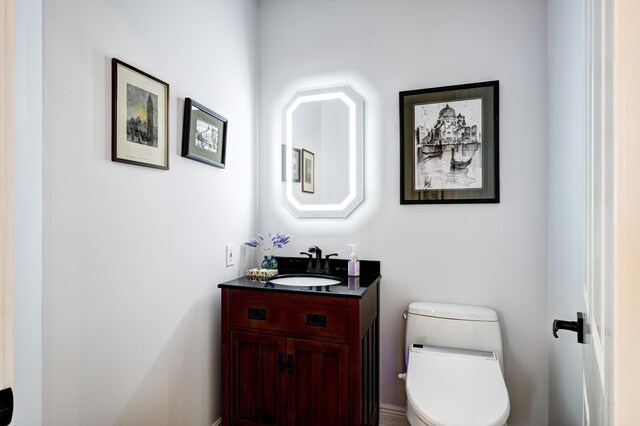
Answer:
top-left (258, 1), bottom-right (549, 424)
top-left (42, 0), bottom-right (257, 424)
top-left (546, 1), bottom-right (583, 424)
top-left (14, 0), bottom-right (43, 423)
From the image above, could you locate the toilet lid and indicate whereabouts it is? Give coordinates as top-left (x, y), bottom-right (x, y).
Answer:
top-left (406, 345), bottom-right (510, 426)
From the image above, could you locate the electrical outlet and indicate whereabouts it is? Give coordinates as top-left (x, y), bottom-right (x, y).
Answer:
top-left (225, 244), bottom-right (235, 267)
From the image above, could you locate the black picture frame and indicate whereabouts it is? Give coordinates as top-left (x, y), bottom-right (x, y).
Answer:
top-left (112, 58), bottom-right (170, 169)
top-left (181, 98), bottom-right (228, 169)
top-left (301, 149), bottom-right (315, 193)
top-left (281, 144), bottom-right (301, 182)
top-left (399, 80), bottom-right (499, 204)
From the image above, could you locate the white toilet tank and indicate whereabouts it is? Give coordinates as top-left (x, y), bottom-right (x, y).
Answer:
top-left (405, 301), bottom-right (504, 369)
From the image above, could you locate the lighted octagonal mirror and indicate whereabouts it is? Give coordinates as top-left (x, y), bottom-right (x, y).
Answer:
top-left (281, 85), bottom-right (364, 218)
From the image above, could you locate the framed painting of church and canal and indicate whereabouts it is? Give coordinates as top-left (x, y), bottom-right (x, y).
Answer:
top-left (181, 98), bottom-right (228, 169)
top-left (399, 81), bottom-right (499, 204)
top-left (112, 58), bottom-right (169, 169)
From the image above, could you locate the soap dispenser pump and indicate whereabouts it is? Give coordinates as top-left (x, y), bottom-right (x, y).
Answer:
top-left (347, 244), bottom-right (360, 277)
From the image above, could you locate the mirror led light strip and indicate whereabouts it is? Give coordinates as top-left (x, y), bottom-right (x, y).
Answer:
top-left (285, 91), bottom-right (357, 211)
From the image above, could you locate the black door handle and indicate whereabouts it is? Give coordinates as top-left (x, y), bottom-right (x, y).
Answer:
top-left (0, 388), bottom-right (13, 426)
top-left (553, 312), bottom-right (585, 344)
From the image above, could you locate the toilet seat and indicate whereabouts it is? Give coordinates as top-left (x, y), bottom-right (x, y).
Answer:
top-left (406, 345), bottom-right (510, 426)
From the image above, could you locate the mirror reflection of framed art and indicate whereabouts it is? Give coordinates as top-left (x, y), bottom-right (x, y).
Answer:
top-left (281, 145), bottom-right (301, 182)
top-left (301, 149), bottom-right (315, 194)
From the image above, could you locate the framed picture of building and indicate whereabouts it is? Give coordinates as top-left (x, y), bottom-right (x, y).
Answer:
top-left (181, 98), bottom-right (228, 169)
top-left (399, 80), bottom-right (499, 204)
top-left (112, 58), bottom-right (169, 169)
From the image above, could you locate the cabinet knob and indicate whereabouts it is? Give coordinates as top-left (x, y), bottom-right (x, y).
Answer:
top-left (286, 354), bottom-right (295, 375)
top-left (278, 353), bottom-right (285, 374)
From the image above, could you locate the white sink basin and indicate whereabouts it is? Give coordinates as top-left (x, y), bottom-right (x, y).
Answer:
top-left (269, 275), bottom-right (341, 287)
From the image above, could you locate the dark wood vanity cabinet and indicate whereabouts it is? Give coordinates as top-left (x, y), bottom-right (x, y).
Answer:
top-left (220, 280), bottom-right (379, 426)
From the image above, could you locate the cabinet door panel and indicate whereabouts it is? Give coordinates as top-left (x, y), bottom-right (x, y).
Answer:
top-left (286, 339), bottom-right (349, 426)
top-left (231, 331), bottom-right (285, 426)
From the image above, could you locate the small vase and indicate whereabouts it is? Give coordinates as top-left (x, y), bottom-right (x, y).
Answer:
top-left (261, 255), bottom-right (278, 270)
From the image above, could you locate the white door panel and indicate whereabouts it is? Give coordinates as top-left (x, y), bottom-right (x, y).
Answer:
top-left (1, 0), bottom-right (14, 424)
top-left (582, 0), bottom-right (613, 424)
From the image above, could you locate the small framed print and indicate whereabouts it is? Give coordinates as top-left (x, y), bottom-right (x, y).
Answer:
top-left (399, 80), bottom-right (499, 204)
top-left (112, 58), bottom-right (169, 169)
top-left (181, 98), bottom-right (228, 169)
top-left (301, 149), bottom-right (315, 193)
top-left (281, 145), bottom-right (301, 182)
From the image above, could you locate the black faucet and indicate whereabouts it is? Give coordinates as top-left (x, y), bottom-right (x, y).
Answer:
top-left (308, 246), bottom-right (323, 271)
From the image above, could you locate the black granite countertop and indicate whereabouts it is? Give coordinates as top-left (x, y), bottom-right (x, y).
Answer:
top-left (218, 256), bottom-right (381, 299)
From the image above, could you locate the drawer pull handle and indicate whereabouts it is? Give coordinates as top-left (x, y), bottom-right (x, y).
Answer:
top-left (306, 313), bottom-right (327, 327)
top-left (248, 307), bottom-right (266, 320)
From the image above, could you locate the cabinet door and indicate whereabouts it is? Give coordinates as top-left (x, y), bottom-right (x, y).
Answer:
top-left (230, 331), bottom-right (286, 426)
top-left (286, 339), bottom-right (349, 426)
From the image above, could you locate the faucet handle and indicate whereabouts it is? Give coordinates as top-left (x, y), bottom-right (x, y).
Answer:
top-left (300, 252), bottom-right (313, 272)
top-left (324, 253), bottom-right (339, 274)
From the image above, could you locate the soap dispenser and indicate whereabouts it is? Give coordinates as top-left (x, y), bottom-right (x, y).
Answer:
top-left (347, 244), bottom-right (360, 277)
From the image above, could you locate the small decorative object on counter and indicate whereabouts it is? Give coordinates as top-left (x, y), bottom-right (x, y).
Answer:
top-left (245, 268), bottom-right (278, 282)
top-left (261, 256), bottom-right (278, 270)
top-left (244, 232), bottom-right (291, 271)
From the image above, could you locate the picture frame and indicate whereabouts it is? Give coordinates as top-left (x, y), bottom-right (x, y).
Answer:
top-left (399, 80), bottom-right (499, 204)
top-left (281, 145), bottom-right (301, 182)
top-left (112, 58), bottom-right (169, 169)
top-left (301, 149), bottom-right (315, 193)
top-left (181, 98), bottom-right (228, 169)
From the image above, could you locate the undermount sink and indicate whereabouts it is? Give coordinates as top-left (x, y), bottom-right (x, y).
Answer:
top-left (268, 274), bottom-right (342, 287)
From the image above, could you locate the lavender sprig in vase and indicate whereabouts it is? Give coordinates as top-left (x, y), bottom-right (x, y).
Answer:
top-left (244, 232), bottom-right (291, 270)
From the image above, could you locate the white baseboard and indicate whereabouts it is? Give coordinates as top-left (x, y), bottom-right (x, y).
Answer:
top-left (212, 406), bottom-right (407, 426)
top-left (379, 403), bottom-right (410, 426)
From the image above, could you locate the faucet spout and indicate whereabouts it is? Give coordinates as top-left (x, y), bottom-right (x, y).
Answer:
top-left (308, 246), bottom-right (323, 271)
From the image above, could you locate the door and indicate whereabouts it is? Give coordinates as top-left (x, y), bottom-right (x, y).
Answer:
top-left (285, 338), bottom-right (349, 426)
top-left (0, 0), bottom-right (15, 424)
top-left (230, 332), bottom-right (286, 426)
top-left (553, 1), bottom-right (640, 424)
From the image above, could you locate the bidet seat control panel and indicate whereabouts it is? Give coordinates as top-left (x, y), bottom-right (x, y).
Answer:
top-left (411, 344), bottom-right (497, 360)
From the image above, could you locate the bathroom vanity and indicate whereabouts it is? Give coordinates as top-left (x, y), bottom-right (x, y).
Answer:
top-left (218, 257), bottom-right (380, 426)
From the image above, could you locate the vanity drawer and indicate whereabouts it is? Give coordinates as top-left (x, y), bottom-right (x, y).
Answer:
top-left (229, 294), bottom-right (350, 341)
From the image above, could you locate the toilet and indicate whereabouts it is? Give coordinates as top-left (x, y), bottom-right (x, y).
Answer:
top-left (401, 302), bottom-right (510, 426)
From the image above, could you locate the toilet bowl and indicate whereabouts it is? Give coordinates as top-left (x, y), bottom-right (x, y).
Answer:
top-left (403, 302), bottom-right (511, 426)
top-left (405, 345), bottom-right (509, 426)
